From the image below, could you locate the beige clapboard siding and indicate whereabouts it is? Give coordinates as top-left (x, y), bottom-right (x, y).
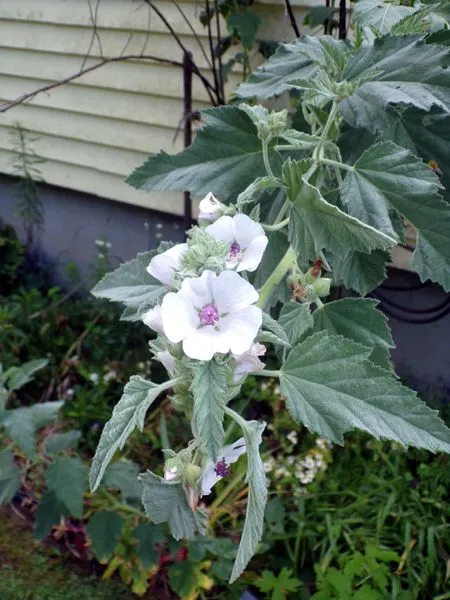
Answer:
top-left (0, 0), bottom-right (310, 213)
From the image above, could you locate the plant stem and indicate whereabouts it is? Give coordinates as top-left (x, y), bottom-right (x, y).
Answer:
top-left (252, 370), bottom-right (280, 377)
top-left (262, 218), bottom-right (289, 231)
top-left (313, 101), bottom-right (339, 163)
top-left (262, 138), bottom-right (275, 179)
top-left (257, 246), bottom-right (297, 309)
top-left (320, 157), bottom-right (354, 172)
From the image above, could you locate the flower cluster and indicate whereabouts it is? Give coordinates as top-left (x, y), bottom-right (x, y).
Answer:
top-left (142, 199), bottom-right (268, 367)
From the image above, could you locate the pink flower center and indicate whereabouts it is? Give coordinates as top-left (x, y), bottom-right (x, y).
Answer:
top-left (199, 303), bottom-right (219, 326)
top-left (214, 458), bottom-right (230, 477)
top-left (229, 242), bottom-right (241, 259)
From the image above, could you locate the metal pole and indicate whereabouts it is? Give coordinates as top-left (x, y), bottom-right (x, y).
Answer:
top-left (183, 51), bottom-right (193, 234)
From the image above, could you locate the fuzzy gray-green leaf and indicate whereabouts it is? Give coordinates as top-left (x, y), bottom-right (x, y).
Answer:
top-left (280, 332), bottom-right (450, 452)
top-left (230, 420), bottom-right (267, 583)
top-left (190, 360), bottom-right (229, 462)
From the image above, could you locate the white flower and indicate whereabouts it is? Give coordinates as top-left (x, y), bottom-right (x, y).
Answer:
top-left (147, 243), bottom-right (188, 286)
top-left (200, 438), bottom-right (246, 496)
top-left (160, 270), bottom-right (262, 361)
top-left (156, 350), bottom-right (176, 375)
top-left (142, 305), bottom-right (165, 335)
top-left (233, 343), bottom-right (266, 382)
top-left (264, 457), bottom-right (275, 473)
top-left (206, 214), bottom-right (268, 272)
top-left (104, 370), bottom-right (117, 383)
top-left (287, 430), bottom-right (298, 445)
top-left (89, 373), bottom-right (99, 385)
top-left (198, 192), bottom-right (222, 223)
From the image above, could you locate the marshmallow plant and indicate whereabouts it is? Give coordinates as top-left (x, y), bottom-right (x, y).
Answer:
top-left (91, 14), bottom-right (450, 583)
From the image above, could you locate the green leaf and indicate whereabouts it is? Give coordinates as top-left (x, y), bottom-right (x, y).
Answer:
top-left (341, 140), bottom-right (440, 236)
top-left (45, 456), bottom-right (87, 518)
top-left (279, 303), bottom-right (314, 346)
top-left (341, 35), bottom-right (450, 116)
top-left (103, 459), bottom-right (142, 501)
top-left (35, 491), bottom-right (69, 540)
top-left (256, 567), bottom-right (302, 600)
top-left (90, 376), bottom-right (175, 492)
top-left (262, 312), bottom-right (290, 346)
top-left (168, 561), bottom-right (197, 598)
top-left (30, 401), bottom-right (64, 429)
top-left (328, 249), bottom-right (389, 295)
top-left (343, 141), bottom-right (450, 290)
top-left (236, 36), bottom-right (346, 99)
top-left (230, 420), bottom-right (267, 583)
top-left (86, 511), bottom-right (124, 560)
top-left (280, 331), bottom-right (450, 451)
top-left (132, 523), bottom-right (166, 568)
top-left (1, 408), bottom-right (36, 458)
top-left (354, 0), bottom-right (419, 34)
top-left (43, 430), bottom-right (81, 455)
top-left (190, 360), bottom-right (229, 462)
top-left (91, 252), bottom-right (164, 307)
top-left (126, 106), bottom-right (282, 202)
top-left (236, 176), bottom-right (281, 208)
top-left (0, 450), bottom-right (21, 505)
top-left (312, 298), bottom-right (394, 369)
top-left (284, 159), bottom-right (396, 262)
top-left (5, 358), bottom-right (48, 391)
top-left (139, 471), bottom-right (207, 540)
top-left (227, 11), bottom-right (261, 50)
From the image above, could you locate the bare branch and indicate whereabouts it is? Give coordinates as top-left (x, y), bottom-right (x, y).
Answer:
top-left (0, 54), bottom-right (185, 114)
top-left (284, 0), bottom-right (301, 38)
top-left (142, 0), bottom-right (219, 104)
top-left (81, 0), bottom-right (104, 71)
top-left (169, 0), bottom-right (214, 71)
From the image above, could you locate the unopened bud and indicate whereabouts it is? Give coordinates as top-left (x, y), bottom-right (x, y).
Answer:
top-left (313, 277), bottom-right (331, 298)
top-left (184, 464), bottom-right (202, 486)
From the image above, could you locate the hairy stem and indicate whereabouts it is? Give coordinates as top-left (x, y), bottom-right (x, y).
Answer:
top-left (262, 218), bottom-right (289, 231)
top-left (257, 245), bottom-right (297, 309)
top-left (262, 138), bottom-right (276, 179)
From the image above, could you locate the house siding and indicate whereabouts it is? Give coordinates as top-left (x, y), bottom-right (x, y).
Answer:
top-left (0, 0), bottom-right (312, 215)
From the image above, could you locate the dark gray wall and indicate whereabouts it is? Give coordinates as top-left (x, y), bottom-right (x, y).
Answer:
top-left (0, 174), bottom-right (184, 287)
top-left (1, 175), bottom-right (450, 401)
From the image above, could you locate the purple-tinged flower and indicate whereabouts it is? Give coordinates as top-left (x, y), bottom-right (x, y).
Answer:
top-left (142, 304), bottom-right (164, 335)
top-left (233, 343), bottom-right (266, 382)
top-left (160, 270), bottom-right (262, 361)
top-left (206, 214), bottom-right (268, 272)
top-left (200, 438), bottom-right (246, 496)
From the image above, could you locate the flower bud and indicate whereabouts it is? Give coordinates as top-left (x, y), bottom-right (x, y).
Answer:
top-left (184, 464), bottom-right (202, 486)
top-left (313, 277), bottom-right (331, 298)
top-left (198, 192), bottom-right (223, 224)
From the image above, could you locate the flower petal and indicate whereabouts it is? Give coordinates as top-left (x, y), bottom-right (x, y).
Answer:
top-left (147, 243), bottom-right (187, 286)
top-left (156, 350), bottom-right (176, 375)
top-left (161, 292), bottom-right (198, 343)
top-left (142, 305), bottom-right (164, 335)
top-left (205, 215), bottom-right (234, 243)
top-left (219, 306), bottom-right (262, 355)
top-left (182, 327), bottom-right (228, 361)
top-left (200, 438), bottom-right (246, 496)
top-left (178, 270), bottom-right (215, 308)
top-left (237, 235), bottom-right (268, 272)
top-left (213, 271), bottom-right (259, 313)
top-left (233, 213), bottom-right (266, 248)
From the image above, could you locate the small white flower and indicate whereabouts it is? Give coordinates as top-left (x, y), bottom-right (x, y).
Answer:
top-left (233, 343), bottom-right (266, 381)
top-left (147, 243), bottom-right (188, 286)
top-left (161, 270), bottom-right (262, 361)
top-left (89, 373), bottom-right (99, 385)
top-left (200, 438), bottom-right (246, 496)
top-left (104, 370), bottom-right (117, 383)
top-left (316, 437), bottom-right (332, 451)
top-left (264, 457), bottom-right (275, 473)
top-left (287, 431), bottom-right (298, 445)
top-left (206, 214), bottom-right (268, 272)
top-left (156, 350), bottom-right (176, 375)
top-left (275, 466), bottom-right (290, 478)
top-left (65, 388), bottom-right (74, 398)
top-left (142, 305), bottom-right (165, 336)
top-left (198, 192), bottom-right (222, 223)
top-left (287, 456), bottom-right (295, 466)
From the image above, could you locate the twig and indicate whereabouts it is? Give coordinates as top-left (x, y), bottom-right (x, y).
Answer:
top-left (214, 0), bottom-right (225, 104)
top-left (143, 0), bottom-right (219, 104)
top-left (0, 54), bottom-right (184, 114)
top-left (205, 0), bottom-right (220, 101)
top-left (169, 0), bottom-right (214, 71)
top-left (284, 0), bottom-right (301, 38)
top-left (81, 0), bottom-right (104, 71)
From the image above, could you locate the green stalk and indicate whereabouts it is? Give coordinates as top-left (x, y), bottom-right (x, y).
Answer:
top-left (257, 246), bottom-right (297, 309)
top-left (262, 137), bottom-right (275, 179)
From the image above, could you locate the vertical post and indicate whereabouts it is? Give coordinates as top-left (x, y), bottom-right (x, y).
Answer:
top-left (183, 51), bottom-right (193, 234)
top-left (339, 0), bottom-right (347, 39)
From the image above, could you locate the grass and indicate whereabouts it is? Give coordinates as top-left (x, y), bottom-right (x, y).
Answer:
top-left (0, 508), bottom-right (136, 600)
